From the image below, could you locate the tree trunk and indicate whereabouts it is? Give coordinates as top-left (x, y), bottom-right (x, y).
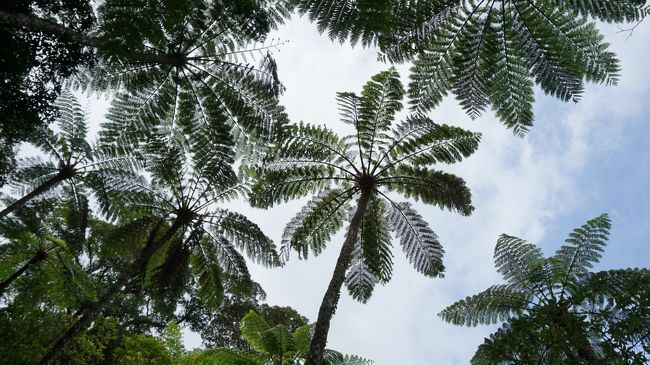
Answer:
top-left (39, 218), bottom-right (184, 365)
top-left (0, 173), bottom-right (66, 219)
top-left (0, 10), bottom-right (187, 66)
top-left (0, 254), bottom-right (45, 297)
top-left (306, 190), bottom-right (372, 365)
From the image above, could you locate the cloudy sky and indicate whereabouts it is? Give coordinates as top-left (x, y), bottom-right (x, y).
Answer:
top-left (77, 13), bottom-right (650, 365)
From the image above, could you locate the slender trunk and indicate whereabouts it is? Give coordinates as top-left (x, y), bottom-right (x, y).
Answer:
top-left (0, 254), bottom-right (45, 297)
top-left (306, 190), bottom-right (372, 365)
top-left (0, 10), bottom-right (186, 66)
top-left (39, 218), bottom-right (184, 365)
top-left (0, 173), bottom-right (66, 219)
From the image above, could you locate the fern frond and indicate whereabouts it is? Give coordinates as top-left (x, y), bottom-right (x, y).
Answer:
top-left (345, 235), bottom-right (378, 304)
top-left (551, 214), bottom-right (611, 294)
top-left (208, 210), bottom-right (279, 268)
top-left (439, 284), bottom-right (534, 326)
top-left (381, 165), bottom-right (473, 215)
top-left (387, 201), bottom-right (444, 277)
top-left (281, 188), bottom-right (355, 260)
top-left (359, 197), bottom-right (393, 284)
top-left (494, 234), bottom-right (551, 296)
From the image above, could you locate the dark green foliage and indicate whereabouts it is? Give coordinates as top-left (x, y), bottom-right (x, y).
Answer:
top-left (440, 214), bottom-right (650, 364)
top-left (0, 0), bottom-right (96, 183)
top-left (188, 283), bottom-right (308, 350)
top-left (293, 0), bottom-right (648, 134)
top-left (196, 310), bottom-right (372, 365)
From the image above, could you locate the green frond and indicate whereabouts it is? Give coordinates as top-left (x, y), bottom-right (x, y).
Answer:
top-left (494, 234), bottom-right (550, 293)
top-left (281, 188), bottom-right (354, 260)
top-left (555, 0), bottom-right (648, 23)
top-left (382, 165), bottom-right (473, 215)
top-left (149, 239), bottom-right (192, 308)
top-left (249, 165), bottom-right (341, 208)
top-left (54, 91), bottom-right (89, 155)
top-left (191, 239), bottom-right (225, 310)
top-left (550, 214), bottom-right (611, 291)
top-left (240, 310), bottom-right (272, 354)
top-left (405, 0), bottom-right (621, 133)
top-left (386, 201), bottom-right (444, 277)
top-left (573, 268), bottom-right (650, 307)
top-left (323, 350), bottom-right (374, 365)
top-left (210, 235), bottom-right (252, 292)
top-left (359, 197), bottom-right (393, 284)
top-left (354, 68), bottom-right (404, 164)
top-left (292, 324), bottom-right (314, 360)
top-left (270, 122), bottom-right (349, 164)
top-left (345, 236), bottom-right (379, 303)
top-left (209, 348), bottom-right (265, 365)
top-left (11, 159), bottom-right (59, 195)
top-left (439, 284), bottom-right (534, 326)
top-left (210, 210), bottom-right (279, 268)
top-left (382, 116), bottom-right (481, 168)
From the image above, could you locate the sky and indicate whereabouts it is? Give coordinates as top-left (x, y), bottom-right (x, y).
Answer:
top-left (74, 13), bottom-right (650, 365)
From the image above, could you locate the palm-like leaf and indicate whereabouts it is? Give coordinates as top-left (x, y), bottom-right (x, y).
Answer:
top-left (440, 214), bottom-right (650, 363)
top-left (294, 0), bottom-right (647, 134)
top-left (251, 69), bottom-right (479, 364)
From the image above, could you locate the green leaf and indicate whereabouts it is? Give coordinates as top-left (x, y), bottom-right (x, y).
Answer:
top-left (439, 284), bottom-right (533, 326)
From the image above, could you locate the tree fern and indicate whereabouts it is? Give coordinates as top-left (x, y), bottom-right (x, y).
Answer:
top-left (440, 214), bottom-right (650, 364)
top-left (293, 0), bottom-right (647, 134)
top-left (251, 69), bottom-right (479, 364)
top-left (0, 92), bottom-right (142, 220)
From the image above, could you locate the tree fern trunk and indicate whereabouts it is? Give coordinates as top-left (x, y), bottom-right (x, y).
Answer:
top-left (0, 254), bottom-right (44, 297)
top-left (0, 173), bottom-right (66, 219)
top-left (306, 190), bottom-right (372, 365)
top-left (39, 218), bottom-right (184, 365)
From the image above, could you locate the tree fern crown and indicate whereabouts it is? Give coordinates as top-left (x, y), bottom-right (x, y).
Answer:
top-left (251, 69), bottom-right (481, 302)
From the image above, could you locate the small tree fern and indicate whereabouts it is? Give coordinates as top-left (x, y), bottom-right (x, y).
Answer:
top-left (250, 69), bottom-right (480, 364)
top-left (439, 214), bottom-right (650, 364)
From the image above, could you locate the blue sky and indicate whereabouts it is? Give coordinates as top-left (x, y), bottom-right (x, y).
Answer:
top-left (64, 13), bottom-right (650, 365)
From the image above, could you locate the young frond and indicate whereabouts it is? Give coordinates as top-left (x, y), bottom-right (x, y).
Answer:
top-left (281, 188), bottom-right (355, 260)
top-left (387, 201), bottom-right (444, 277)
top-left (439, 284), bottom-right (534, 326)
